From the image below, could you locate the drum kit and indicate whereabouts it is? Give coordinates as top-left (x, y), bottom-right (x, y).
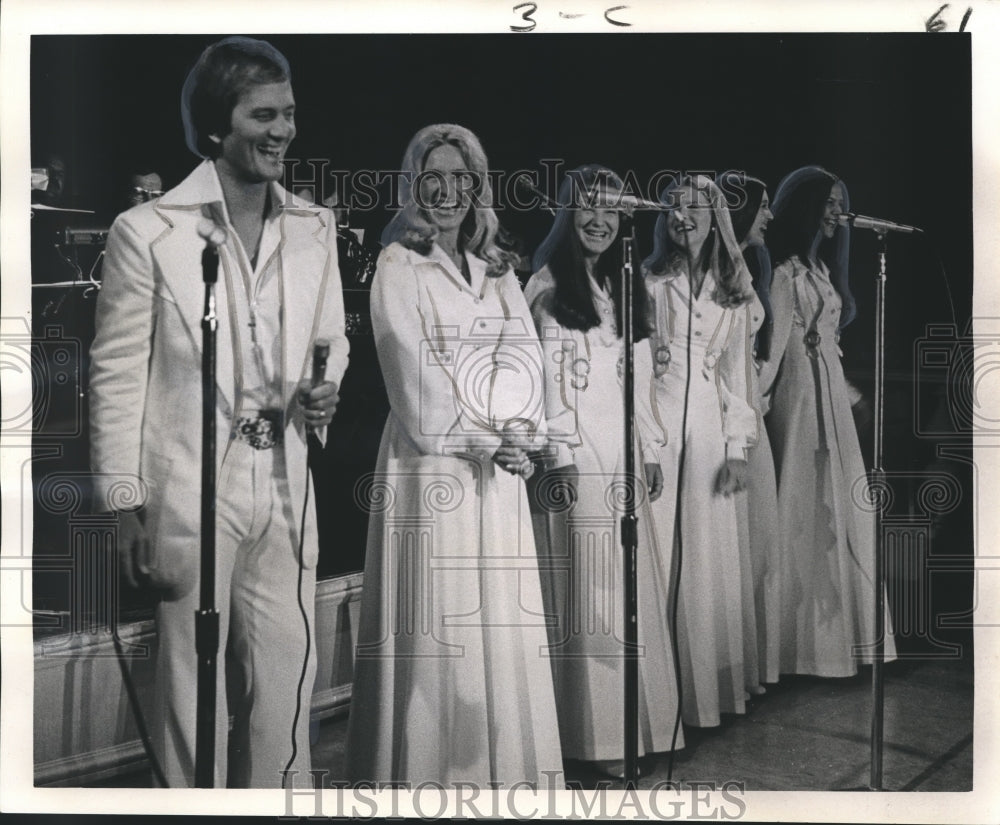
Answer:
top-left (31, 201), bottom-right (106, 290)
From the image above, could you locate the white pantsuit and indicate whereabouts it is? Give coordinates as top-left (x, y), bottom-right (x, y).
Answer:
top-left (89, 160), bottom-right (349, 787)
top-left (642, 269), bottom-right (757, 728)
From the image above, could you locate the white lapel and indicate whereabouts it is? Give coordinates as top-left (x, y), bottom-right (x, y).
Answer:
top-left (278, 204), bottom-right (335, 416)
top-left (151, 162), bottom-right (235, 408)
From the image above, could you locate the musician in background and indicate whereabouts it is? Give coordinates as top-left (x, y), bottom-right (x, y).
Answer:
top-left (89, 36), bottom-right (348, 787)
top-left (126, 169), bottom-right (165, 210)
top-left (31, 151), bottom-right (67, 207)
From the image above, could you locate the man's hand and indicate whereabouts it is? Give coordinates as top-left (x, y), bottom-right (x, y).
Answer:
top-left (297, 379), bottom-right (339, 428)
top-left (117, 509), bottom-right (152, 589)
top-left (714, 458), bottom-right (748, 497)
top-left (644, 463), bottom-right (664, 502)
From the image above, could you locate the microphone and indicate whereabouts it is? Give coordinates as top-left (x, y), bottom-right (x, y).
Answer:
top-left (585, 192), bottom-right (671, 211)
top-left (307, 339), bottom-right (331, 433)
top-left (197, 202), bottom-right (228, 248)
top-left (311, 338), bottom-right (330, 388)
top-left (839, 212), bottom-right (922, 235)
top-left (514, 178), bottom-right (559, 215)
top-left (514, 177), bottom-right (670, 213)
top-left (199, 204), bottom-right (227, 286)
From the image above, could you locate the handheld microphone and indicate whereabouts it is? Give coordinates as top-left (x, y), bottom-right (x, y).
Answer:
top-left (839, 212), bottom-right (922, 235)
top-left (311, 338), bottom-right (330, 388)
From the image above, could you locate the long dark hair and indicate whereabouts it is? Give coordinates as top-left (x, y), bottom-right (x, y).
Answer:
top-left (726, 174), bottom-right (768, 244)
top-left (723, 171), bottom-right (775, 359)
top-left (532, 165), bottom-right (651, 341)
top-left (768, 165), bottom-right (856, 330)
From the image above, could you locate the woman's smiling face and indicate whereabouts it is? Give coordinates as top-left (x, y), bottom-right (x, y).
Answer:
top-left (573, 206), bottom-right (619, 260)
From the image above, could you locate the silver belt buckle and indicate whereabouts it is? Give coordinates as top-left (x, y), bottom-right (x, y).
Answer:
top-left (234, 409), bottom-right (283, 449)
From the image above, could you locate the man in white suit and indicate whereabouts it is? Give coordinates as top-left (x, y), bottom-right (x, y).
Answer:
top-left (89, 37), bottom-right (349, 788)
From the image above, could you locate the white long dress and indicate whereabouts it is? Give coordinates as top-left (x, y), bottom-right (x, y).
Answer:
top-left (524, 267), bottom-right (683, 761)
top-left (760, 257), bottom-right (896, 677)
top-left (642, 266), bottom-right (757, 728)
top-left (345, 241), bottom-right (563, 787)
top-left (734, 293), bottom-right (783, 686)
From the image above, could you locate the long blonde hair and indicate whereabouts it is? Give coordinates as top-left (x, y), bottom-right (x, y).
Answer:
top-left (380, 123), bottom-right (517, 278)
top-left (643, 174), bottom-right (754, 308)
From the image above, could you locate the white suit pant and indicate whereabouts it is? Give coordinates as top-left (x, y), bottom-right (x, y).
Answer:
top-left (151, 439), bottom-right (317, 788)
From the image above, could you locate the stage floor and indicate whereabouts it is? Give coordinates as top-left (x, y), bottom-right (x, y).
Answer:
top-left (88, 652), bottom-right (972, 791)
top-left (310, 654), bottom-right (973, 792)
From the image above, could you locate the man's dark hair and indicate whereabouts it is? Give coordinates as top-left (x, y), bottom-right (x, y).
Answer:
top-left (181, 36), bottom-right (290, 159)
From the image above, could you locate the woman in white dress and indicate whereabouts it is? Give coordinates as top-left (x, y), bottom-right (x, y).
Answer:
top-left (641, 175), bottom-right (757, 728)
top-left (759, 165), bottom-right (896, 677)
top-left (523, 165), bottom-right (682, 777)
top-left (725, 173), bottom-right (782, 688)
top-left (345, 124), bottom-right (563, 787)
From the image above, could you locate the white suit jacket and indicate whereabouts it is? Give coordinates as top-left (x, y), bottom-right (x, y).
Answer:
top-left (89, 160), bottom-right (349, 570)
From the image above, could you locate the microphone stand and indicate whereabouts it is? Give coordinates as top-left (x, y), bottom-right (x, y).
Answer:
top-left (619, 212), bottom-right (640, 790)
top-left (869, 233), bottom-right (888, 791)
top-left (195, 243), bottom-right (221, 788)
top-left (517, 173), bottom-right (649, 786)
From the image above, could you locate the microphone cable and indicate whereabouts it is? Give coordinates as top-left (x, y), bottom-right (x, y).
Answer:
top-left (282, 445), bottom-right (313, 789)
top-left (666, 226), bottom-right (697, 782)
top-left (283, 341), bottom-right (329, 789)
top-left (112, 618), bottom-right (169, 787)
top-left (924, 234), bottom-right (959, 329)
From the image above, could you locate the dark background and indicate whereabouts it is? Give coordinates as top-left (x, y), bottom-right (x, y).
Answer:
top-left (30, 33), bottom-right (973, 652)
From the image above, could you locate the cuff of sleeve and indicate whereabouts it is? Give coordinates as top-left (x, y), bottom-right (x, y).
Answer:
top-left (725, 439), bottom-right (748, 462)
top-left (92, 473), bottom-right (149, 514)
top-left (641, 443), bottom-right (660, 465)
top-left (479, 433), bottom-right (505, 458)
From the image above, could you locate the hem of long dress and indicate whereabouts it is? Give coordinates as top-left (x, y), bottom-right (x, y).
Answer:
top-left (561, 741), bottom-right (686, 761)
top-left (681, 707), bottom-right (747, 729)
top-left (780, 664), bottom-right (864, 678)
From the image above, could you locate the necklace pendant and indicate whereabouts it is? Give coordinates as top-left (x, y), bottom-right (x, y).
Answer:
top-left (805, 329), bottom-right (821, 359)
